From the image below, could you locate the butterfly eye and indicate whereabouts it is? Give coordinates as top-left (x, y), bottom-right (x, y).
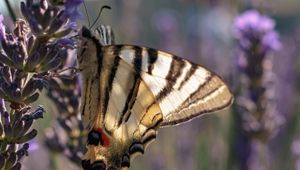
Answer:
top-left (81, 26), bottom-right (92, 38)
top-left (87, 129), bottom-right (103, 146)
top-left (121, 154), bottom-right (130, 167)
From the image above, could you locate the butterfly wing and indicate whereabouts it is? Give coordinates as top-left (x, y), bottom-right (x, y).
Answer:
top-left (102, 53), bottom-right (163, 133)
top-left (80, 48), bottom-right (164, 168)
top-left (89, 43), bottom-right (234, 161)
top-left (104, 45), bottom-right (233, 127)
top-left (78, 26), bottom-right (233, 169)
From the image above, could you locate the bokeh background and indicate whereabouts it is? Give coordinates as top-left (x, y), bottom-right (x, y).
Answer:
top-left (1, 0), bottom-right (300, 170)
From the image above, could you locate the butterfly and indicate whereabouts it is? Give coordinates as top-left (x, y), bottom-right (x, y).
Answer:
top-left (77, 25), bottom-right (233, 170)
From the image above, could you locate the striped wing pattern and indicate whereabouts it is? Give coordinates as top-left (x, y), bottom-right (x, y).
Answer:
top-left (114, 45), bottom-right (233, 126)
top-left (78, 26), bottom-right (233, 170)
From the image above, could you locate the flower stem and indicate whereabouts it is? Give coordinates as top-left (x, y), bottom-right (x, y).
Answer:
top-left (50, 152), bottom-right (58, 170)
top-left (0, 140), bottom-right (5, 152)
top-left (9, 109), bottom-right (14, 123)
top-left (4, 0), bottom-right (16, 22)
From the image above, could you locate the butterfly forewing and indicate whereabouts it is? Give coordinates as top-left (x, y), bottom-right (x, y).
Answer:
top-left (106, 45), bottom-right (233, 126)
top-left (95, 25), bottom-right (115, 45)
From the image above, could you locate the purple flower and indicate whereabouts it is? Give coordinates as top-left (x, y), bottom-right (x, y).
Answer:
top-left (233, 10), bottom-right (283, 170)
top-left (293, 139), bottom-right (300, 170)
top-left (292, 140), bottom-right (300, 155)
top-left (56, 38), bottom-right (75, 48)
top-left (0, 14), bottom-right (5, 40)
top-left (64, 0), bottom-right (84, 25)
top-left (28, 139), bottom-right (39, 152)
top-left (233, 10), bottom-right (281, 52)
top-left (262, 31), bottom-right (281, 51)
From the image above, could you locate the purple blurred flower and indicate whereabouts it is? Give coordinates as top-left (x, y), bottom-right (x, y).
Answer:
top-left (234, 10), bottom-right (281, 53)
top-left (293, 140), bottom-right (300, 155)
top-left (28, 139), bottom-right (39, 152)
top-left (64, 0), bottom-right (84, 26)
top-left (293, 139), bottom-right (300, 170)
top-left (0, 14), bottom-right (5, 40)
top-left (45, 50), bottom-right (85, 165)
top-left (56, 38), bottom-right (76, 48)
top-left (233, 10), bottom-right (283, 170)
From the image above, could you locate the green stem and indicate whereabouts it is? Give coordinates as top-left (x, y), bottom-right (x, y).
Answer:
top-left (50, 152), bottom-right (58, 170)
top-left (0, 140), bottom-right (7, 152)
top-left (9, 109), bottom-right (14, 123)
top-left (4, 0), bottom-right (16, 22)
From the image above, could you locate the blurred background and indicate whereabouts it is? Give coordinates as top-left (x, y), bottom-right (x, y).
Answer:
top-left (1, 0), bottom-right (300, 169)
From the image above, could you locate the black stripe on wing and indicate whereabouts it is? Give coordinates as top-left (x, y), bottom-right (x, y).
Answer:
top-left (118, 46), bottom-right (143, 126)
top-left (146, 48), bottom-right (158, 74)
top-left (178, 64), bottom-right (197, 90)
top-left (156, 57), bottom-right (185, 101)
top-left (102, 52), bottom-right (121, 121)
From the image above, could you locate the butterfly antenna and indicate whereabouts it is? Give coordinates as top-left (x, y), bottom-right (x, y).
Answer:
top-left (83, 1), bottom-right (91, 27)
top-left (89, 5), bottom-right (111, 29)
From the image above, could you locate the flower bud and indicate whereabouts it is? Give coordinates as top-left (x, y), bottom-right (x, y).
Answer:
top-left (20, 2), bottom-right (30, 22)
top-left (40, 57), bottom-right (62, 72)
top-left (12, 88), bottom-right (22, 104)
top-left (30, 106), bottom-right (44, 120)
top-left (16, 143), bottom-right (29, 160)
top-left (25, 52), bottom-right (41, 72)
top-left (4, 153), bottom-right (16, 170)
top-left (27, 36), bottom-right (35, 52)
top-left (11, 52), bottom-right (24, 70)
top-left (2, 111), bottom-right (12, 139)
top-left (19, 116), bottom-right (33, 139)
top-left (47, 11), bottom-right (66, 35)
top-left (22, 79), bottom-right (40, 99)
top-left (0, 155), bottom-right (4, 169)
top-left (2, 66), bottom-right (12, 84)
top-left (11, 162), bottom-right (21, 170)
top-left (28, 18), bottom-right (42, 35)
top-left (23, 92), bottom-right (39, 104)
top-left (0, 122), bottom-right (3, 137)
top-left (16, 129), bottom-right (37, 144)
top-left (0, 50), bottom-right (15, 67)
top-left (42, 7), bottom-right (59, 29)
top-left (6, 144), bottom-right (16, 154)
top-left (53, 29), bottom-right (73, 39)
top-left (0, 88), bottom-right (8, 100)
top-left (0, 14), bottom-right (5, 41)
top-left (12, 120), bottom-right (24, 139)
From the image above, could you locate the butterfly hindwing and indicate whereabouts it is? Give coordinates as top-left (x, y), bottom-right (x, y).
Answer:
top-left (80, 52), bottom-right (163, 168)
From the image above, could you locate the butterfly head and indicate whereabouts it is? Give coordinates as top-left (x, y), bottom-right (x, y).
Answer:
top-left (77, 26), bottom-right (115, 74)
top-left (77, 27), bottom-right (102, 75)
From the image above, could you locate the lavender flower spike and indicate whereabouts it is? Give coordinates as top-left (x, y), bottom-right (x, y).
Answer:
top-left (0, 14), bottom-right (5, 40)
top-left (0, 0), bottom-right (82, 169)
top-left (232, 10), bottom-right (283, 170)
top-left (233, 10), bottom-right (281, 54)
top-left (64, 0), bottom-right (84, 28)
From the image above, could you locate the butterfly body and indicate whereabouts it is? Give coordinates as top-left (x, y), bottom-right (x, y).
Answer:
top-left (77, 26), bottom-right (233, 170)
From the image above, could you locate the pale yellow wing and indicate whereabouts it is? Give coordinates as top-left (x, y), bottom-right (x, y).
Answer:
top-left (104, 45), bottom-right (233, 127)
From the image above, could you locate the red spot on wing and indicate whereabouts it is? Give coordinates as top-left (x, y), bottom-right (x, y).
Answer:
top-left (95, 128), bottom-right (110, 147)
